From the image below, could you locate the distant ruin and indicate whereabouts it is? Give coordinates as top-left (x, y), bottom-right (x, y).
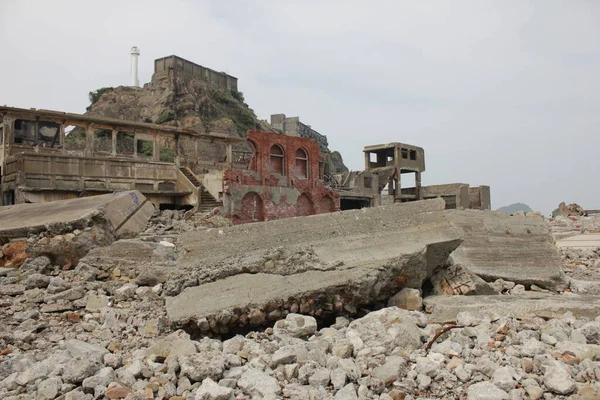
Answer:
top-left (270, 114), bottom-right (329, 150)
top-left (154, 55), bottom-right (238, 92)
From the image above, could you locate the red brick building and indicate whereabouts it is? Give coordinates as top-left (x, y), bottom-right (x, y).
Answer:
top-left (222, 131), bottom-right (340, 224)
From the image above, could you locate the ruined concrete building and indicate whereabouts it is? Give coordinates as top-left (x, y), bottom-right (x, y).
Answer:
top-left (364, 142), bottom-right (425, 202)
top-left (0, 106), bottom-right (339, 223)
top-left (0, 106), bottom-right (240, 208)
top-left (334, 141), bottom-right (491, 210)
top-left (154, 55), bottom-right (238, 91)
top-left (270, 114), bottom-right (329, 150)
top-left (222, 130), bottom-right (339, 224)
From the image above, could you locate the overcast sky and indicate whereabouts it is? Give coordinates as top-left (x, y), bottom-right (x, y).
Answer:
top-left (1, 1), bottom-right (598, 214)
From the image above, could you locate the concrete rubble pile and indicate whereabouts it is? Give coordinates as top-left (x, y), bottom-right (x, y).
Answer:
top-left (1, 195), bottom-right (600, 399)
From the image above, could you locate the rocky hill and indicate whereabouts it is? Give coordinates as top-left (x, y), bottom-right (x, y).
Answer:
top-left (496, 203), bottom-right (533, 214)
top-left (85, 71), bottom-right (347, 171)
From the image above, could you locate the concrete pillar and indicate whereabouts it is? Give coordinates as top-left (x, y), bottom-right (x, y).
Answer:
top-left (174, 134), bottom-right (180, 167)
top-left (111, 130), bottom-right (117, 156)
top-left (153, 133), bottom-right (159, 161)
top-left (85, 125), bottom-right (94, 157)
top-left (60, 124), bottom-right (66, 154)
top-left (394, 168), bottom-right (401, 197)
top-left (226, 143), bottom-right (233, 167)
top-left (364, 152), bottom-right (370, 171)
top-left (415, 172), bottom-right (422, 200)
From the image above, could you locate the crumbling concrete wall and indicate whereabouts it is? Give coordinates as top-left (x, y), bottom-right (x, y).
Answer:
top-left (469, 185), bottom-right (491, 210)
top-left (222, 131), bottom-right (340, 224)
top-left (421, 183), bottom-right (471, 209)
top-left (421, 183), bottom-right (491, 210)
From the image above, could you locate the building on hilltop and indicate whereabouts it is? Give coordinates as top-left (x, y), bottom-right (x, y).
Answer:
top-left (154, 55), bottom-right (238, 92)
top-left (270, 114), bottom-right (328, 150)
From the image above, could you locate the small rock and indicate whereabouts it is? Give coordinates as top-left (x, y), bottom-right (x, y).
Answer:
top-left (273, 313), bottom-right (317, 338)
top-left (387, 288), bottom-right (422, 310)
top-left (194, 377), bottom-right (233, 400)
top-left (467, 381), bottom-right (509, 400)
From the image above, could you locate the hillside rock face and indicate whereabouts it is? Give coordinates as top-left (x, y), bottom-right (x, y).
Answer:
top-left (86, 69), bottom-right (263, 138)
top-left (85, 70), bottom-right (348, 171)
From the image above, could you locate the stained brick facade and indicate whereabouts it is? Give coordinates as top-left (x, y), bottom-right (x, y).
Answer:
top-left (222, 131), bottom-right (340, 224)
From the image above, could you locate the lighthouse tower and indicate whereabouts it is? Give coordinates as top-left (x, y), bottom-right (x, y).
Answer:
top-left (130, 46), bottom-right (140, 87)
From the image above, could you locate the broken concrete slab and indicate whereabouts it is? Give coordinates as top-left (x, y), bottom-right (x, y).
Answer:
top-left (166, 199), bottom-right (463, 333)
top-left (447, 210), bottom-right (566, 291)
top-left (0, 191), bottom-right (155, 240)
top-left (423, 293), bottom-right (600, 322)
top-left (556, 234), bottom-right (600, 250)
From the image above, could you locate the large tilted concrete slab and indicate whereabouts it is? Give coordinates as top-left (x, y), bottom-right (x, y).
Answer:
top-left (167, 199), bottom-right (463, 333)
top-left (424, 293), bottom-right (600, 322)
top-left (0, 191), bottom-right (155, 240)
top-left (447, 211), bottom-right (565, 290)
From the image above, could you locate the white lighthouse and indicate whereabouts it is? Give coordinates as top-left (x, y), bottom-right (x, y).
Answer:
top-left (130, 46), bottom-right (140, 87)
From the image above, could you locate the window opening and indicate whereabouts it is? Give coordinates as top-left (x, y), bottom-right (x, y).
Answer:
top-left (117, 131), bottom-right (135, 156)
top-left (410, 150), bottom-right (417, 160)
top-left (136, 138), bottom-right (154, 159)
top-left (294, 148), bottom-right (308, 179)
top-left (64, 125), bottom-right (86, 151)
top-left (93, 129), bottom-right (112, 153)
top-left (269, 144), bottom-right (285, 174)
top-left (401, 148), bottom-right (409, 159)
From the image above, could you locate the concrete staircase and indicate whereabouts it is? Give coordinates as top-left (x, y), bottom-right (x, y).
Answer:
top-left (179, 167), bottom-right (222, 213)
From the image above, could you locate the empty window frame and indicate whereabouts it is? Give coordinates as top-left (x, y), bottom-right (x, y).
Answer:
top-left (64, 125), bottom-right (87, 151)
top-left (136, 138), bottom-right (154, 159)
top-left (401, 148), bottom-right (409, 159)
top-left (93, 129), bottom-right (112, 153)
top-left (37, 122), bottom-right (61, 147)
top-left (295, 148), bottom-right (308, 179)
top-left (116, 131), bottom-right (135, 156)
top-left (409, 150), bottom-right (417, 160)
top-left (14, 119), bottom-right (37, 145)
top-left (158, 135), bottom-right (176, 162)
top-left (269, 144), bottom-right (285, 174)
top-left (364, 176), bottom-right (373, 189)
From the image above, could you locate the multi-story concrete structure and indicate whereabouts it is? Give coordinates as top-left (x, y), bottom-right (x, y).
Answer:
top-left (359, 141), bottom-right (491, 210)
top-left (154, 55), bottom-right (238, 91)
top-left (0, 106), bottom-right (241, 209)
top-left (363, 142), bottom-right (425, 203)
top-left (270, 114), bottom-right (328, 150)
top-left (0, 106), bottom-right (340, 225)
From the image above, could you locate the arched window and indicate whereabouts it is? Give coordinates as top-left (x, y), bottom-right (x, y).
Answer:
top-left (295, 148), bottom-right (308, 179)
top-left (269, 144), bottom-right (285, 174)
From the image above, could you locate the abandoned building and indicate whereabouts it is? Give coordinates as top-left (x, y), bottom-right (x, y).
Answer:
top-left (0, 106), bottom-right (340, 223)
top-left (421, 183), bottom-right (491, 210)
top-left (332, 142), bottom-right (491, 211)
top-left (222, 130), bottom-right (340, 224)
top-left (0, 106), bottom-right (243, 208)
top-left (270, 114), bottom-right (329, 150)
top-left (363, 142), bottom-right (425, 203)
top-left (154, 55), bottom-right (238, 92)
